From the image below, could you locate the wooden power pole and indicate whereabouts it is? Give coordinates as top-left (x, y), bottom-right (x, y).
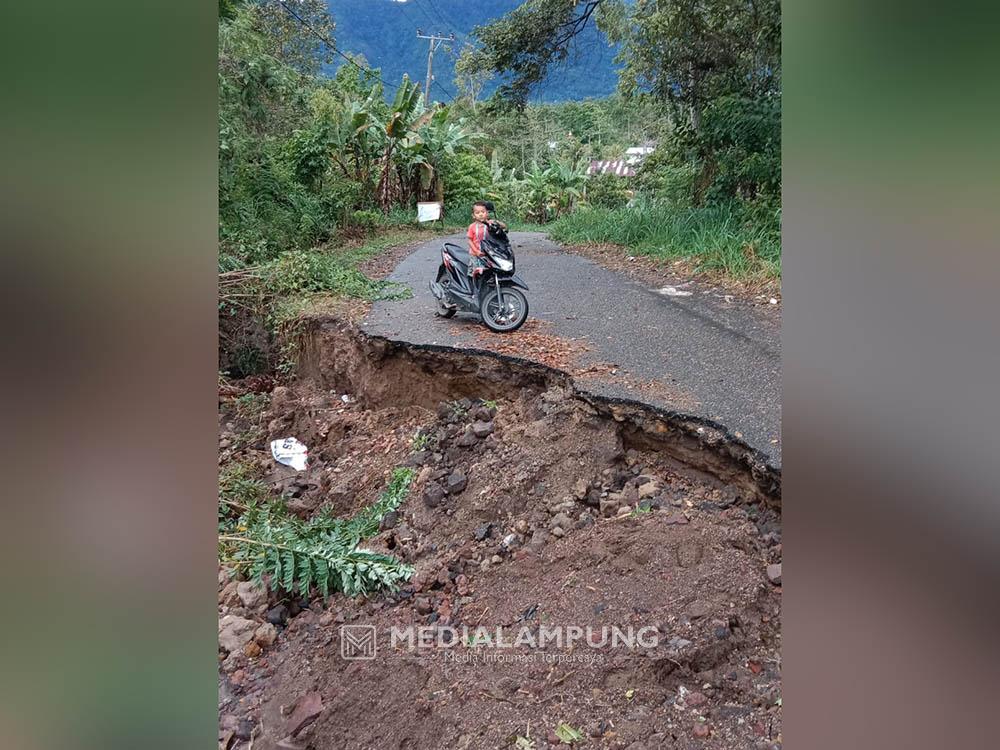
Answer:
top-left (416, 30), bottom-right (454, 108)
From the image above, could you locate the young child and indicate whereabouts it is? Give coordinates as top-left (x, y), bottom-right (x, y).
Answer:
top-left (466, 201), bottom-right (507, 279)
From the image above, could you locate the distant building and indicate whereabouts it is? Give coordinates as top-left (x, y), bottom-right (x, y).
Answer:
top-left (588, 144), bottom-right (654, 177)
top-left (624, 145), bottom-right (655, 165)
top-left (587, 160), bottom-right (636, 177)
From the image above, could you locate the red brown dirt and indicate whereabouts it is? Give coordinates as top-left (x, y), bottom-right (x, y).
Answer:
top-left (218, 318), bottom-right (781, 750)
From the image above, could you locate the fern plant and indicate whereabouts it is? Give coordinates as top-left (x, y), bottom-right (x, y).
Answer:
top-left (219, 467), bottom-right (415, 597)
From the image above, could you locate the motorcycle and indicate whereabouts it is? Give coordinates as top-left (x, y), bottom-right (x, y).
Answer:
top-left (428, 203), bottom-right (530, 333)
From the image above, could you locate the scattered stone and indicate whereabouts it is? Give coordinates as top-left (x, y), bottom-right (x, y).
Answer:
top-left (423, 482), bottom-right (446, 508)
top-left (527, 528), bottom-right (549, 551)
top-left (219, 615), bottom-right (257, 654)
top-left (551, 526), bottom-right (565, 538)
top-left (379, 510), bottom-right (399, 531)
top-left (473, 523), bottom-right (493, 541)
top-left (573, 478), bottom-right (591, 500)
top-left (286, 692), bottom-right (325, 738)
top-left (491, 554), bottom-right (502, 564)
top-left (243, 641), bottom-right (262, 658)
top-left (266, 604), bottom-right (289, 626)
top-left (686, 691), bottom-right (708, 707)
top-left (235, 718), bottom-right (255, 741)
top-left (549, 512), bottom-right (573, 530)
top-left (638, 481), bottom-right (659, 499)
top-left (219, 580), bottom-right (240, 607)
top-left (446, 470), bottom-right (468, 495)
top-left (456, 429), bottom-right (478, 447)
top-left (514, 519), bottom-right (529, 534)
top-left (253, 622), bottom-right (277, 647)
top-left (668, 636), bottom-right (693, 650)
top-left (766, 563), bottom-right (782, 585)
top-left (693, 723), bottom-right (711, 739)
top-left (664, 512), bottom-right (690, 525)
top-left (236, 581), bottom-right (267, 611)
top-left (501, 533), bottom-right (522, 551)
top-left (415, 597), bottom-right (433, 615)
top-left (599, 498), bottom-right (620, 517)
top-left (617, 505), bottom-right (633, 517)
top-left (406, 450), bottom-right (430, 467)
top-left (687, 600), bottom-right (712, 620)
top-left (471, 420), bottom-right (495, 438)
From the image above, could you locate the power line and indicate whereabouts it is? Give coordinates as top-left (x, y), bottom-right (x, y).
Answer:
top-left (272, 0), bottom-right (400, 91)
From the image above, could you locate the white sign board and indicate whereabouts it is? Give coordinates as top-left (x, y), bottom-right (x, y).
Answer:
top-left (417, 202), bottom-right (442, 222)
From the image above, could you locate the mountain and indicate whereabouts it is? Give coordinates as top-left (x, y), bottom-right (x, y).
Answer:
top-left (325, 0), bottom-right (619, 102)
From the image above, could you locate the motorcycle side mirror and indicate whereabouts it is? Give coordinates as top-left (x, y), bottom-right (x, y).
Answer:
top-left (483, 201), bottom-right (495, 213)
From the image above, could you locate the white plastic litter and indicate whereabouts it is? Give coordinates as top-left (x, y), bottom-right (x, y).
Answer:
top-left (340, 394), bottom-right (353, 404)
top-left (657, 286), bottom-right (693, 297)
top-left (270, 437), bottom-right (308, 471)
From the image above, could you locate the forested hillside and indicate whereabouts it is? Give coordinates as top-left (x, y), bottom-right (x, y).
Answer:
top-left (326, 0), bottom-right (619, 102)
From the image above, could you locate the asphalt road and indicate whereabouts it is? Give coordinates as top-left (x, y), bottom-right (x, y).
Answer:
top-left (362, 232), bottom-right (781, 467)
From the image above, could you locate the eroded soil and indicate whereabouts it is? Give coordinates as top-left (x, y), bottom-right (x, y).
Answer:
top-left (218, 317), bottom-right (782, 750)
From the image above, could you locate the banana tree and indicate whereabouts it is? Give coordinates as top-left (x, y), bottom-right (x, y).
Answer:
top-left (548, 158), bottom-right (588, 215)
top-left (401, 107), bottom-right (482, 203)
top-left (375, 76), bottom-right (423, 211)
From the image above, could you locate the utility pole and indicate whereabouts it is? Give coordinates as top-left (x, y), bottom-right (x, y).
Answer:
top-left (416, 30), bottom-right (454, 109)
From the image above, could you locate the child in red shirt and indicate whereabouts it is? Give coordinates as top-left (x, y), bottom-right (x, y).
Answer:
top-left (467, 201), bottom-right (507, 278)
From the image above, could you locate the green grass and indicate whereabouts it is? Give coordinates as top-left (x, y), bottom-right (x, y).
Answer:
top-left (546, 202), bottom-right (781, 281)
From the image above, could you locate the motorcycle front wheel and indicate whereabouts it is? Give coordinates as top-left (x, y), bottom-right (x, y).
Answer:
top-left (481, 287), bottom-right (528, 333)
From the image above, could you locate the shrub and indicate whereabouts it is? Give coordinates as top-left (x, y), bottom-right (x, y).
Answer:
top-left (585, 172), bottom-right (630, 209)
top-left (439, 152), bottom-right (492, 210)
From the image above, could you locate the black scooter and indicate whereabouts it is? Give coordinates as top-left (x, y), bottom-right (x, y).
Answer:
top-left (428, 204), bottom-right (530, 333)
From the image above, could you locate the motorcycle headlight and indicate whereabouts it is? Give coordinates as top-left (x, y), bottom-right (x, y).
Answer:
top-left (496, 257), bottom-right (513, 272)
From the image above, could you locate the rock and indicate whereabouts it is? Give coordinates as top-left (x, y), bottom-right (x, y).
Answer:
top-left (406, 450), bottom-right (430, 467)
top-left (236, 581), bottom-right (267, 611)
top-left (638, 481), bottom-right (659, 499)
top-left (551, 526), bottom-right (565, 538)
top-left (514, 519), bottom-right (529, 534)
top-left (549, 512), bottom-right (573, 530)
top-left (668, 636), bottom-right (693, 650)
top-left (664, 512), bottom-right (689, 525)
top-left (471, 420), bottom-right (495, 438)
top-left (491, 554), bottom-right (502, 564)
top-left (687, 600), bottom-right (712, 620)
top-left (219, 580), bottom-right (240, 607)
top-left (235, 718), bottom-right (255, 741)
top-left (415, 597), bottom-right (433, 615)
top-left (379, 510), bottom-right (399, 531)
top-left (617, 505), bottom-right (633, 516)
top-left (423, 482), bottom-right (446, 508)
top-left (686, 691), bottom-right (708, 707)
top-left (527, 528), bottom-right (549, 551)
top-left (693, 723), bottom-right (711, 739)
top-left (599, 498), bottom-right (620, 517)
top-left (501, 533), bottom-right (522, 551)
top-left (266, 604), bottom-right (289, 626)
top-left (573, 478), bottom-right (591, 500)
top-left (766, 563), bottom-right (782, 585)
top-left (253, 622), bottom-right (277, 647)
top-left (286, 691), bottom-right (325, 738)
top-left (585, 488), bottom-right (603, 507)
top-left (456, 429), bottom-right (478, 447)
top-left (446, 470), bottom-right (468, 494)
top-left (243, 641), bottom-right (262, 658)
top-left (473, 523), bottom-right (493, 541)
top-left (219, 615), bottom-right (257, 654)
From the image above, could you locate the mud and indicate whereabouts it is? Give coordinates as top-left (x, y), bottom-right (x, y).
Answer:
top-left (218, 316), bottom-right (782, 750)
